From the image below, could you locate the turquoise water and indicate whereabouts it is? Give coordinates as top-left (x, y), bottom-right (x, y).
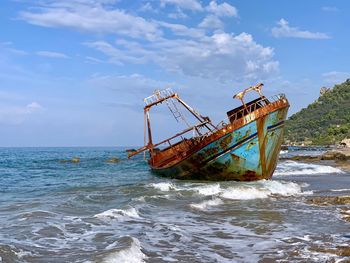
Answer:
top-left (0, 147), bottom-right (349, 262)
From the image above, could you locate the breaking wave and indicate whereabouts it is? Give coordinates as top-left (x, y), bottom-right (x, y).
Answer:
top-left (94, 207), bottom-right (140, 222)
top-left (102, 237), bottom-right (146, 263)
top-left (190, 198), bottom-right (223, 210)
top-left (149, 180), bottom-right (307, 203)
top-left (194, 183), bottom-right (221, 196)
top-left (220, 180), bottom-right (303, 200)
top-left (275, 161), bottom-right (344, 176)
top-left (149, 182), bottom-right (175, 191)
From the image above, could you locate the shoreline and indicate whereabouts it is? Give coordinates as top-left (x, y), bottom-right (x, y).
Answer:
top-left (280, 147), bottom-right (350, 172)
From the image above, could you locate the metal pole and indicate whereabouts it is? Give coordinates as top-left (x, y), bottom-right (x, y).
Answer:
top-left (145, 109), bottom-right (154, 159)
top-left (176, 95), bottom-right (216, 131)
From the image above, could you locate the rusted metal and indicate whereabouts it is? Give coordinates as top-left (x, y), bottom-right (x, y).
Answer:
top-left (128, 85), bottom-right (290, 181)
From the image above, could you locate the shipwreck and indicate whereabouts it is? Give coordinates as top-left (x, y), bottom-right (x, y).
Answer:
top-left (128, 83), bottom-right (289, 181)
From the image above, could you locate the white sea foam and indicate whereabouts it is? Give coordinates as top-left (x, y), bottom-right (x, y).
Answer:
top-left (221, 186), bottom-right (269, 200)
top-left (190, 198), bottom-right (223, 210)
top-left (275, 161), bottom-right (344, 176)
top-left (150, 182), bottom-right (175, 191)
top-left (330, 188), bottom-right (350, 192)
top-left (194, 184), bottom-right (221, 196)
top-left (261, 180), bottom-right (302, 196)
top-left (220, 180), bottom-right (303, 200)
top-left (151, 178), bottom-right (307, 201)
top-left (94, 207), bottom-right (140, 221)
top-left (103, 237), bottom-right (146, 263)
top-left (280, 150), bottom-right (288, 154)
top-left (15, 250), bottom-right (34, 259)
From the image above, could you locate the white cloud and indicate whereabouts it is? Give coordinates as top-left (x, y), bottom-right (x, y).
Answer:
top-left (18, 0), bottom-right (278, 82)
top-left (322, 71), bottom-right (349, 86)
top-left (322, 6), bottom-right (339, 12)
top-left (139, 2), bottom-right (158, 13)
top-left (84, 40), bottom-right (150, 65)
top-left (168, 8), bottom-right (188, 19)
top-left (27, 102), bottom-right (43, 111)
top-left (206, 1), bottom-right (238, 17)
top-left (272, 19), bottom-right (330, 39)
top-left (0, 102), bottom-right (43, 124)
top-left (0, 42), bottom-right (28, 56)
top-left (36, 51), bottom-right (70, 59)
top-left (159, 22), bottom-right (205, 38)
top-left (160, 0), bottom-right (203, 11)
top-left (87, 31), bottom-right (278, 82)
top-left (19, 3), bottom-right (161, 41)
top-left (198, 15), bottom-right (224, 30)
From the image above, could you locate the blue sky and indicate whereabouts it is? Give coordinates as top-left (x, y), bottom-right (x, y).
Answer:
top-left (0, 0), bottom-right (349, 147)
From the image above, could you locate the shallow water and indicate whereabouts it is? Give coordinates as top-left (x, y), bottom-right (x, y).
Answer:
top-left (0, 147), bottom-right (349, 262)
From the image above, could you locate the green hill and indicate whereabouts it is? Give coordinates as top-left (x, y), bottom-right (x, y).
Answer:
top-left (284, 79), bottom-right (350, 145)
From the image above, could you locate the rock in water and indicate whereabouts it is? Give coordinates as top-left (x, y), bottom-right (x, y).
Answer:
top-left (321, 150), bottom-right (350, 161)
top-left (106, 157), bottom-right (120, 163)
top-left (59, 157), bottom-right (80, 163)
top-left (71, 157), bottom-right (80, 163)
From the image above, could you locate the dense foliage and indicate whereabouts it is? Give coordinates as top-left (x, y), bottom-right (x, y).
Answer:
top-left (284, 79), bottom-right (350, 145)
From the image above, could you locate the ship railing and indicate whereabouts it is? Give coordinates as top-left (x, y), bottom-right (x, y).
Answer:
top-left (144, 88), bottom-right (175, 106)
top-left (217, 93), bottom-right (286, 129)
top-left (152, 120), bottom-right (211, 149)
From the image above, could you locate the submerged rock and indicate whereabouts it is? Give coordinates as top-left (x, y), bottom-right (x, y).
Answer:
top-left (59, 157), bottom-right (80, 164)
top-left (340, 207), bottom-right (350, 223)
top-left (308, 196), bottom-right (350, 223)
top-left (311, 246), bottom-right (350, 257)
top-left (105, 157), bottom-right (120, 163)
top-left (308, 196), bottom-right (350, 206)
top-left (321, 150), bottom-right (349, 161)
top-left (280, 155), bottom-right (321, 161)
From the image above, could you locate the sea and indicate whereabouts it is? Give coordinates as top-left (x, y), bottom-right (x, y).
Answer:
top-left (0, 147), bottom-right (349, 263)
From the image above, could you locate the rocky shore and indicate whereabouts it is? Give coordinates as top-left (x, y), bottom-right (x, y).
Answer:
top-left (280, 147), bottom-right (350, 171)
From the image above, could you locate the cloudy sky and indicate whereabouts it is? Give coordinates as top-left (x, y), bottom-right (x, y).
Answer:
top-left (0, 0), bottom-right (349, 146)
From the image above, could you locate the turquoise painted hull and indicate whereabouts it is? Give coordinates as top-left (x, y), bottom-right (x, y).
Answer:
top-left (151, 106), bottom-right (288, 181)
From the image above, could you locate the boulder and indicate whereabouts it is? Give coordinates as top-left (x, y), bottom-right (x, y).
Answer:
top-left (340, 138), bottom-right (350, 148)
top-left (321, 151), bottom-right (348, 161)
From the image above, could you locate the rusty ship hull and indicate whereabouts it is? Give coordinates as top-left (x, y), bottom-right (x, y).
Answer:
top-left (129, 84), bottom-right (289, 181)
top-left (150, 98), bottom-right (289, 181)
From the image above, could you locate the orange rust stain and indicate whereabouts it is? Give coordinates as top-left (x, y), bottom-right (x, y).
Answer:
top-left (203, 147), bottom-right (218, 156)
top-left (230, 153), bottom-right (241, 161)
top-left (220, 133), bottom-right (233, 149)
top-left (256, 116), bottom-right (267, 177)
top-left (266, 127), bottom-right (285, 177)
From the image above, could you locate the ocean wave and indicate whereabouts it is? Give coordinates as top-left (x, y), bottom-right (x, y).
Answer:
top-left (94, 207), bottom-right (140, 222)
top-left (102, 237), bottom-right (146, 263)
top-left (149, 182), bottom-right (175, 191)
top-left (190, 198), bottom-right (223, 210)
top-left (221, 186), bottom-right (269, 200)
top-left (194, 183), bottom-right (221, 196)
top-left (275, 161), bottom-right (344, 176)
top-left (149, 179), bottom-right (308, 201)
top-left (220, 180), bottom-right (304, 200)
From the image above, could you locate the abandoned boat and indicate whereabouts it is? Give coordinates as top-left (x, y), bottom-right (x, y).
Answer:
top-left (128, 83), bottom-right (289, 181)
